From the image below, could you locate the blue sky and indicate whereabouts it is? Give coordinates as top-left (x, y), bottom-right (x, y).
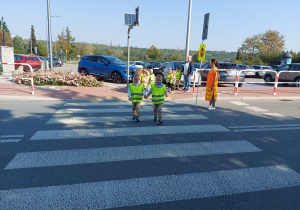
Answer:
top-left (2, 0), bottom-right (300, 52)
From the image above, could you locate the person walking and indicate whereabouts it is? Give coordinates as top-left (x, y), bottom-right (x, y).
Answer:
top-left (200, 59), bottom-right (219, 110)
top-left (128, 74), bottom-right (147, 122)
top-left (175, 66), bottom-right (181, 90)
top-left (183, 55), bottom-right (194, 92)
top-left (145, 74), bottom-right (168, 125)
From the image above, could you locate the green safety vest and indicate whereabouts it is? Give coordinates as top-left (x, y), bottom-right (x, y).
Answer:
top-left (176, 71), bottom-right (181, 80)
top-left (166, 74), bottom-right (171, 82)
top-left (149, 74), bottom-right (155, 85)
top-left (130, 83), bottom-right (143, 102)
top-left (151, 84), bottom-right (166, 104)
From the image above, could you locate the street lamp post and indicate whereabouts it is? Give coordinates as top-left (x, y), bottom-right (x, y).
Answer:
top-left (47, 0), bottom-right (53, 70)
top-left (185, 0), bottom-right (192, 60)
top-left (46, 15), bottom-right (59, 61)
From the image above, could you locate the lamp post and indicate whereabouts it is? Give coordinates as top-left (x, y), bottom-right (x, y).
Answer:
top-left (185, 0), bottom-right (192, 60)
top-left (46, 15), bottom-right (59, 60)
top-left (47, 0), bottom-right (54, 70)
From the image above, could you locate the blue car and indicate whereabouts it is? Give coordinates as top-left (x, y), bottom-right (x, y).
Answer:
top-left (78, 55), bottom-right (138, 83)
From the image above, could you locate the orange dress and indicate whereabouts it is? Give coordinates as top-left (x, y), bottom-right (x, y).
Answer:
top-left (205, 67), bottom-right (219, 102)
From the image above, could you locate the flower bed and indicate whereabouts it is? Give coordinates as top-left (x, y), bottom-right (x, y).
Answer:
top-left (15, 70), bottom-right (103, 87)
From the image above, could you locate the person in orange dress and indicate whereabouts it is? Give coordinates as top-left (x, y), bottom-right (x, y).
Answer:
top-left (200, 59), bottom-right (219, 110)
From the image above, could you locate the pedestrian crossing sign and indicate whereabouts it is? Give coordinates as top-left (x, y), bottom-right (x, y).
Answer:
top-left (198, 44), bottom-right (206, 61)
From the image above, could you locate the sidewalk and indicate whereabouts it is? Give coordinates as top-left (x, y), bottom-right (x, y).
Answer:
top-left (1, 82), bottom-right (300, 101)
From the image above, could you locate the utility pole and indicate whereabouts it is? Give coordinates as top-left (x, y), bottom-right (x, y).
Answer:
top-left (1, 17), bottom-right (5, 46)
top-left (47, 0), bottom-right (53, 70)
top-left (185, 0), bottom-right (192, 60)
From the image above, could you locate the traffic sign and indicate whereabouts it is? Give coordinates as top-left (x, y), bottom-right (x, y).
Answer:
top-left (198, 44), bottom-right (206, 61)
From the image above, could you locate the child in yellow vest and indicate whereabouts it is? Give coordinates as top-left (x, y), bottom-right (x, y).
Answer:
top-left (145, 74), bottom-right (168, 125)
top-left (175, 66), bottom-right (182, 90)
top-left (142, 69), bottom-right (150, 92)
top-left (166, 68), bottom-right (172, 92)
top-left (128, 74), bottom-right (146, 122)
top-left (134, 68), bottom-right (143, 83)
top-left (149, 68), bottom-right (156, 86)
top-left (170, 70), bottom-right (176, 93)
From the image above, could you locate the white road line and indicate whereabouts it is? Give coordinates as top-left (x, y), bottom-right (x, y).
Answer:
top-left (234, 127), bottom-right (300, 132)
top-left (228, 124), bottom-right (300, 129)
top-left (0, 139), bottom-right (21, 143)
top-left (30, 125), bottom-right (230, 140)
top-left (245, 106), bottom-right (268, 112)
top-left (46, 114), bottom-right (208, 124)
top-left (264, 113), bottom-right (294, 120)
top-left (56, 107), bottom-right (193, 113)
top-left (64, 101), bottom-right (178, 106)
top-left (1, 165), bottom-right (299, 209)
top-left (0, 134), bottom-right (24, 138)
top-left (5, 140), bottom-right (261, 169)
top-left (229, 101), bottom-right (249, 106)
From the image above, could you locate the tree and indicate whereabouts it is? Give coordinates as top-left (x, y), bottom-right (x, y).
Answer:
top-left (28, 25), bottom-right (37, 54)
top-left (260, 30), bottom-right (285, 52)
top-left (37, 41), bottom-right (47, 56)
top-left (13, 36), bottom-right (26, 54)
top-left (146, 45), bottom-right (162, 60)
top-left (0, 22), bottom-right (12, 46)
top-left (56, 27), bottom-right (77, 60)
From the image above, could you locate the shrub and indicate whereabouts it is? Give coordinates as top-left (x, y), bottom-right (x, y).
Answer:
top-left (14, 70), bottom-right (103, 87)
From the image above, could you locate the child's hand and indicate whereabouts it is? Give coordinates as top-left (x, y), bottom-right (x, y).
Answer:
top-left (128, 97), bottom-right (131, 101)
top-left (144, 96), bottom-right (148, 99)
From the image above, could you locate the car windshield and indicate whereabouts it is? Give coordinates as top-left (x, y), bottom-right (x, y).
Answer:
top-left (135, 62), bottom-right (144, 65)
top-left (149, 62), bottom-right (162, 67)
top-left (107, 57), bottom-right (126, 65)
top-left (263, 66), bottom-right (272, 69)
top-left (174, 62), bottom-right (185, 70)
top-left (246, 66), bottom-right (254, 69)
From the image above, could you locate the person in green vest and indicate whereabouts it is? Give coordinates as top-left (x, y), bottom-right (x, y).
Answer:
top-left (166, 68), bottom-right (172, 92)
top-left (128, 74), bottom-right (146, 122)
top-left (145, 74), bottom-right (168, 125)
top-left (149, 68), bottom-right (156, 86)
top-left (175, 66), bottom-right (182, 90)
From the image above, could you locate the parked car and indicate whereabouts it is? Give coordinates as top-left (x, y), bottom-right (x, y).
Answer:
top-left (270, 65), bottom-right (281, 70)
top-left (252, 65), bottom-right (273, 77)
top-left (143, 61), bottom-right (164, 75)
top-left (53, 57), bottom-right (63, 67)
top-left (14, 54), bottom-right (42, 71)
top-left (237, 64), bottom-right (256, 77)
top-left (200, 62), bottom-right (245, 87)
top-left (78, 55), bottom-right (138, 83)
top-left (264, 63), bottom-right (300, 87)
top-left (132, 61), bottom-right (144, 69)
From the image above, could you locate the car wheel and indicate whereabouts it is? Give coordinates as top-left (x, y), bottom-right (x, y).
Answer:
top-left (111, 72), bottom-right (122, 83)
top-left (295, 78), bottom-right (300, 87)
top-left (255, 72), bottom-right (260, 78)
top-left (59, 64), bottom-right (62, 67)
top-left (79, 69), bottom-right (88, 76)
top-left (238, 83), bottom-right (243, 87)
top-left (264, 75), bottom-right (273, 83)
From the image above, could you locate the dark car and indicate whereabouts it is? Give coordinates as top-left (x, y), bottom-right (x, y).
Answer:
top-left (53, 57), bottom-right (63, 67)
top-left (143, 61), bottom-right (164, 75)
top-left (200, 62), bottom-right (245, 87)
top-left (78, 55), bottom-right (138, 83)
top-left (264, 63), bottom-right (300, 87)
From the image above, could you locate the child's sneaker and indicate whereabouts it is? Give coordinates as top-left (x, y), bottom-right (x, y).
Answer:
top-left (154, 116), bottom-right (157, 121)
top-left (135, 116), bottom-right (140, 122)
top-left (158, 119), bottom-right (163, 126)
top-left (133, 115), bottom-right (136, 120)
top-left (208, 107), bottom-right (216, 110)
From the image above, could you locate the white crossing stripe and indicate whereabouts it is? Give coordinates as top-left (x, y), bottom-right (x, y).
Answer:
top-left (47, 114), bottom-right (208, 124)
top-left (229, 101), bottom-right (249, 106)
top-left (64, 101), bottom-right (177, 106)
top-left (5, 140), bottom-right (261, 169)
top-left (245, 106), bottom-right (268, 112)
top-left (0, 134), bottom-right (24, 138)
top-left (30, 125), bottom-right (230, 140)
top-left (0, 139), bottom-right (21, 143)
top-left (228, 124), bottom-right (300, 132)
top-left (264, 113), bottom-right (294, 120)
top-left (1, 165), bottom-right (299, 209)
top-left (56, 107), bottom-right (192, 113)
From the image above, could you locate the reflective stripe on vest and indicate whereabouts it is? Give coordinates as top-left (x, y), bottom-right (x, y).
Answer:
top-left (152, 84), bottom-right (166, 104)
top-left (130, 83), bottom-right (143, 102)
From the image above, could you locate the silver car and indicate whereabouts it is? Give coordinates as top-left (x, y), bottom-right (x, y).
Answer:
top-left (252, 65), bottom-right (273, 78)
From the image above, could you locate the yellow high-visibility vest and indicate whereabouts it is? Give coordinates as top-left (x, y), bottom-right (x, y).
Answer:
top-left (151, 84), bottom-right (166, 104)
top-left (130, 83), bottom-right (143, 102)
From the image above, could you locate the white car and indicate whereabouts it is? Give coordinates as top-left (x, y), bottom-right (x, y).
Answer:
top-left (133, 61), bottom-right (144, 69)
top-left (253, 65), bottom-right (273, 77)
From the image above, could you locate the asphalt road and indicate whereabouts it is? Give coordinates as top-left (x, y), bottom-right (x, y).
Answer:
top-left (0, 98), bottom-right (299, 209)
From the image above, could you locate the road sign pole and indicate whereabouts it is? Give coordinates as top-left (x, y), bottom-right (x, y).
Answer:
top-left (196, 40), bottom-right (204, 106)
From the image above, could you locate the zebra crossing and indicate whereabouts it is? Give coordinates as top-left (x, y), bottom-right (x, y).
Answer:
top-left (1, 99), bottom-right (300, 209)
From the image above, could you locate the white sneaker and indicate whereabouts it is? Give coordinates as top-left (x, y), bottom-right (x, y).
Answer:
top-left (208, 107), bottom-right (215, 110)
